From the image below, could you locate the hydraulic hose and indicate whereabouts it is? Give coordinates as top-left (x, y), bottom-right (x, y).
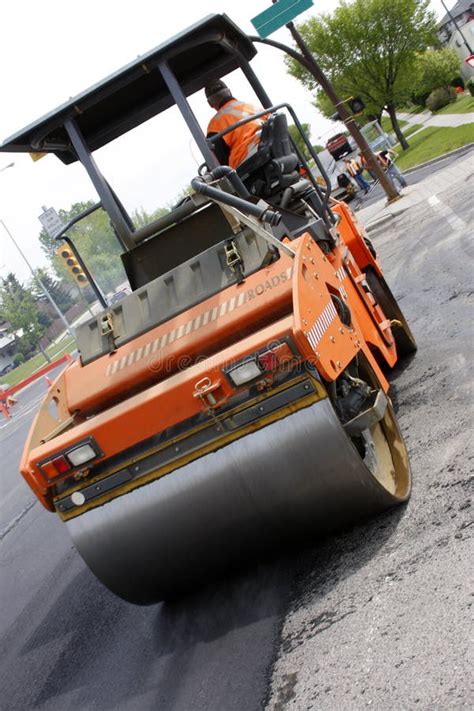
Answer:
top-left (191, 176), bottom-right (281, 227)
top-left (207, 165), bottom-right (251, 199)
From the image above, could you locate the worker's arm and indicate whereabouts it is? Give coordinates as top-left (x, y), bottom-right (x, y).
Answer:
top-left (207, 132), bottom-right (230, 166)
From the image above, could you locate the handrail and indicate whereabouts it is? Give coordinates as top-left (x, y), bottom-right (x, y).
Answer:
top-left (207, 102), bottom-right (334, 224)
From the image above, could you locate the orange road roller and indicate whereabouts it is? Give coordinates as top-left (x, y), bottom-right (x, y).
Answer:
top-left (1, 14), bottom-right (415, 603)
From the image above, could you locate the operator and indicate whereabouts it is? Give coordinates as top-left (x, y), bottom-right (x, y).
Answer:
top-left (205, 80), bottom-right (268, 169)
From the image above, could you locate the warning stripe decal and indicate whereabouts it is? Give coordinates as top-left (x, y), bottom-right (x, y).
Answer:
top-left (306, 301), bottom-right (338, 351)
top-left (105, 266), bottom-right (293, 377)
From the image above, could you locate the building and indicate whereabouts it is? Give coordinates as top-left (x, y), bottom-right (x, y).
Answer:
top-left (0, 326), bottom-right (19, 374)
top-left (438, 1), bottom-right (474, 82)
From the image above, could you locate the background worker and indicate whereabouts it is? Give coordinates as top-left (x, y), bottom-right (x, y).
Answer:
top-left (337, 172), bottom-right (356, 195)
top-left (359, 152), bottom-right (378, 183)
top-left (377, 148), bottom-right (407, 190)
top-left (344, 157), bottom-right (371, 194)
top-left (205, 80), bottom-right (268, 169)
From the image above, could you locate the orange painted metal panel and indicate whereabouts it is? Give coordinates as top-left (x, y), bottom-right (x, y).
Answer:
top-left (65, 260), bottom-right (294, 415)
top-left (332, 200), bottom-right (383, 276)
top-left (22, 315), bottom-right (295, 510)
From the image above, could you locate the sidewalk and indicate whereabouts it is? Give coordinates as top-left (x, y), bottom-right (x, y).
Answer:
top-left (357, 148), bottom-right (474, 231)
top-left (398, 110), bottom-right (474, 129)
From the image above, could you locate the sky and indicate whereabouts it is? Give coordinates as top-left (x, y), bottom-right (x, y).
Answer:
top-left (0, 0), bottom-right (448, 282)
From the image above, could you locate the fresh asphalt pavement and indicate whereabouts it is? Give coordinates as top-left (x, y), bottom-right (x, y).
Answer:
top-left (0, 172), bottom-right (472, 710)
top-left (0, 365), bottom-right (67, 537)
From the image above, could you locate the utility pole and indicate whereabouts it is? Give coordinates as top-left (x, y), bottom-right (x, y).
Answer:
top-left (0, 163), bottom-right (75, 341)
top-left (252, 1), bottom-right (400, 203)
top-left (0, 219), bottom-right (75, 340)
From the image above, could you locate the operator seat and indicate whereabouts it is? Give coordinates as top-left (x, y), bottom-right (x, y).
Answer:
top-left (236, 113), bottom-right (301, 200)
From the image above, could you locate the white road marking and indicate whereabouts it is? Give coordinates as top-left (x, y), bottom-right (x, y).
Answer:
top-left (427, 194), bottom-right (468, 232)
top-left (0, 393), bottom-right (44, 431)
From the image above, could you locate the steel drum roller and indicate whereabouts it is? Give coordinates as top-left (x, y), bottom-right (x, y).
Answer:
top-left (68, 397), bottom-right (410, 604)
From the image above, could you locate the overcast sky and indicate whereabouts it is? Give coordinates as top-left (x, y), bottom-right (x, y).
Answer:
top-left (0, 0), bottom-right (447, 282)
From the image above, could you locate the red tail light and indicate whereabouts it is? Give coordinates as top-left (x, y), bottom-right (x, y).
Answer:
top-left (257, 350), bottom-right (278, 371)
top-left (51, 456), bottom-right (71, 475)
top-left (225, 342), bottom-right (297, 387)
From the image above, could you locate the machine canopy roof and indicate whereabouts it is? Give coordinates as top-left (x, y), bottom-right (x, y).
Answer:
top-left (0, 14), bottom-right (256, 164)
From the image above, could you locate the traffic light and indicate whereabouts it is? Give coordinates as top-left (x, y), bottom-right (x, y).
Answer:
top-left (347, 97), bottom-right (366, 115)
top-left (56, 244), bottom-right (88, 288)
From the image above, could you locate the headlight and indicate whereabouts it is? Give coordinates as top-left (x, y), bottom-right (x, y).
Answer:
top-left (66, 443), bottom-right (97, 467)
top-left (227, 360), bottom-right (263, 387)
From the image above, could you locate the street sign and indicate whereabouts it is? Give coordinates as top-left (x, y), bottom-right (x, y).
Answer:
top-left (251, 0), bottom-right (313, 38)
top-left (38, 207), bottom-right (65, 239)
top-left (465, 54), bottom-right (474, 68)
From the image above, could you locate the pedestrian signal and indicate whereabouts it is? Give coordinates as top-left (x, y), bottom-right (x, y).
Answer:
top-left (347, 97), bottom-right (365, 115)
top-left (56, 245), bottom-right (88, 288)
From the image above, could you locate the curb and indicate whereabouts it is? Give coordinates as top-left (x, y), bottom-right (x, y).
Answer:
top-left (365, 205), bottom-right (410, 232)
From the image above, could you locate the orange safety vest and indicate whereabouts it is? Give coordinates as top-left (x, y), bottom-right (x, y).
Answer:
top-left (207, 99), bottom-right (267, 169)
top-left (345, 159), bottom-right (362, 177)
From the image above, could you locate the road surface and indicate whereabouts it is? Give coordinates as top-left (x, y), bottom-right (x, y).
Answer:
top-left (0, 175), bottom-right (472, 710)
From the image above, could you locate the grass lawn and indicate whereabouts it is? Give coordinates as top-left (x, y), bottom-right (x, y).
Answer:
top-left (433, 95), bottom-right (474, 115)
top-left (401, 105), bottom-right (426, 115)
top-left (403, 123), bottom-right (423, 139)
top-left (380, 116), bottom-right (408, 133)
top-left (394, 124), bottom-right (474, 171)
top-left (0, 336), bottom-right (76, 388)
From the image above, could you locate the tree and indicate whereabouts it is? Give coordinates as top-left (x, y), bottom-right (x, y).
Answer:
top-left (0, 273), bottom-right (49, 361)
top-left (414, 48), bottom-right (461, 99)
top-left (314, 84), bottom-right (382, 125)
top-left (39, 202), bottom-right (128, 295)
top-left (31, 268), bottom-right (75, 313)
top-left (286, 0), bottom-right (437, 149)
top-left (288, 122), bottom-right (312, 160)
top-left (39, 202), bottom-right (170, 296)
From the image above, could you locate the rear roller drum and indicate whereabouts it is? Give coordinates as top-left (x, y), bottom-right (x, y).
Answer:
top-left (365, 266), bottom-right (417, 356)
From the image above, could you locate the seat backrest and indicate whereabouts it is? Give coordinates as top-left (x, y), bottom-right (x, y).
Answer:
top-left (237, 113), bottom-right (299, 195)
top-left (269, 113), bottom-right (294, 161)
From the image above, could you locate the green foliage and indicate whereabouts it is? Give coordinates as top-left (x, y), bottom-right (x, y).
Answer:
top-left (0, 273), bottom-right (46, 355)
top-left (36, 308), bottom-right (53, 329)
top-left (467, 79), bottom-right (474, 97)
top-left (132, 205), bottom-right (168, 228)
top-left (451, 76), bottom-right (465, 89)
top-left (313, 145), bottom-right (324, 154)
top-left (410, 89), bottom-right (431, 107)
top-left (314, 90), bottom-right (338, 121)
top-left (39, 202), bottom-right (128, 295)
top-left (287, 0), bottom-right (437, 138)
top-left (426, 86), bottom-right (457, 112)
top-left (31, 268), bottom-right (74, 312)
top-left (167, 185), bottom-right (194, 209)
top-left (415, 48), bottom-right (460, 98)
top-left (314, 86), bottom-right (381, 125)
top-left (288, 123), bottom-right (312, 160)
top-left (14, 352), bottom-right (25, 366)
top-left (38, 201), bottom-right (175, 296)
